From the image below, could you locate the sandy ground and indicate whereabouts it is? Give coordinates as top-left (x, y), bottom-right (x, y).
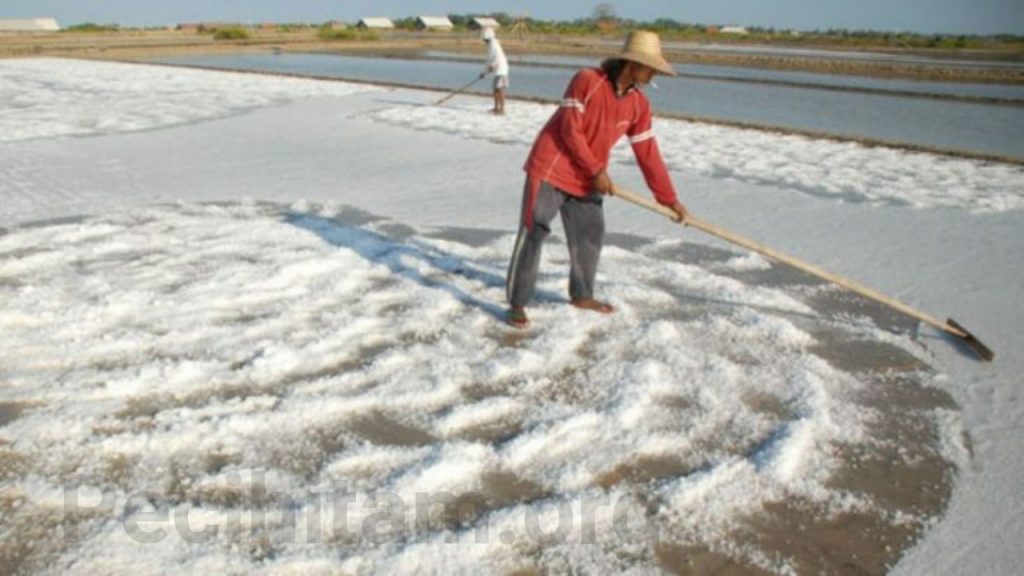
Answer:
top-left (2, 29), bottom-right (1023, 84)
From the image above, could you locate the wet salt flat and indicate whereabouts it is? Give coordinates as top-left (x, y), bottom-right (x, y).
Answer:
top-left (146, 52), bottom-right (1024, 159)
top-left (656, 41), bottom-right (1024, 71)
top-left (0, 58), bottom-right (1022, 575)
top-left (421, 50), bottom-right (1024, 101)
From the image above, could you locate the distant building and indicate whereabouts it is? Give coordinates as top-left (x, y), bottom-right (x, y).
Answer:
top-left (720, 26), bottom-right (750, 35)
top-left (357, 18), bottom-right (395, 30)
top-left (468, 17), bottom-right (500, 30)
top-left (0, 18), bottom-right (61, 33)
top-left (324, 21), bottom-right (347, 30)
top-left (415, 16), bottom-right (454, 31)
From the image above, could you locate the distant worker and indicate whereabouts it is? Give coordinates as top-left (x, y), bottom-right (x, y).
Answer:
top-left (480, 28), bottom-right (509, 115)
top-left (505, 30), bottom-right (687, 328)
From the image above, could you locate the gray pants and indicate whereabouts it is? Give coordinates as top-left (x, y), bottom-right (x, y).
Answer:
top-left (506, 180), bottom-right (605, 308)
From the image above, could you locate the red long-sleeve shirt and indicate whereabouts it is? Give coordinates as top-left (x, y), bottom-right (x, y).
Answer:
top-left (523, 68), bottom-right (678, 221)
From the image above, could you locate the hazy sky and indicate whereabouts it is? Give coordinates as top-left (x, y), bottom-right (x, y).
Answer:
top-left (3, 0), bottom-right (1022, 35)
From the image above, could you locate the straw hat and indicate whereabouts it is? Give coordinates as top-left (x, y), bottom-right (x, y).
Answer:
top-left (604, 30), bottom-right (676, 76)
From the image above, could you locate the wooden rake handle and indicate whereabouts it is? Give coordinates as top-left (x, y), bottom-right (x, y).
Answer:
top-left (609, 184), bottom-right (993, 361)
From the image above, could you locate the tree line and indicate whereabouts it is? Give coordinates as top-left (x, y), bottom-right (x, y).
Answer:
top-left (62, 15), bottom-right (1023, 51)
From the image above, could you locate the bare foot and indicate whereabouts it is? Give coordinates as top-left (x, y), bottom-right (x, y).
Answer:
top-left (570, 298), bottom-right (615, 314)
top-left (507, 307), bottom-right (529, 328)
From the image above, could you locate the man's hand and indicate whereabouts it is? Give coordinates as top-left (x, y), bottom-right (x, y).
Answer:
top-left (593, 170), bottom-right (613, 195)
top-left (669, 201), bottom-right (688, 223)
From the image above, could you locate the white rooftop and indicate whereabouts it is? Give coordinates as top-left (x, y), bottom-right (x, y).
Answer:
top-left (0, 18), bottom-right (60, 32)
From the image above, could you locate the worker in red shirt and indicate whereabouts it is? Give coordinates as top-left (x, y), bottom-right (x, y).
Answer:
top-left (505, 30), bottom-right (688, 328)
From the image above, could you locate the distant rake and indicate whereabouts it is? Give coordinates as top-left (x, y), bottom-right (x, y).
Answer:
top-left (434, 74), bottom-right (485, 106)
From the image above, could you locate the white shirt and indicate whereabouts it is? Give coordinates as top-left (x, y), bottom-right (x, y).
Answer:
top-left (486, 39), bottom-right (509, 77)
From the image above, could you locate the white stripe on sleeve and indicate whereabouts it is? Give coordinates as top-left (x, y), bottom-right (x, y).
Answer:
top-left (629, 130), bottom-right (655, 144)
top-left (560, 98), bottom-right (584, 112)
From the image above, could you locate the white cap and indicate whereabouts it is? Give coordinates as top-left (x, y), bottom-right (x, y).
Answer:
top-left (481, 28), bottom-right (495, 41)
